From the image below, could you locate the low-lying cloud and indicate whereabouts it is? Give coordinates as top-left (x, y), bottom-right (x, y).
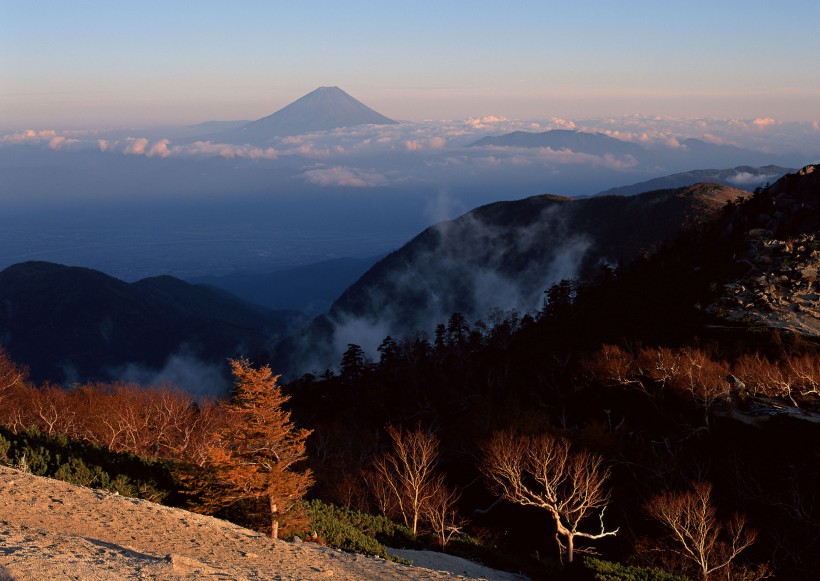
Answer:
top-left (726, 171), bottom-right (779, 186)
top-left (473, 146), bottom-right (640, 170)
top-left (753, 117), bottom-right (778, 129)
top-left (4, 113), bottom-right (817, 166)
top-left (114, 349), bottom-right (230, 397)
top-left (1, 115), bottom-right (816, 214)
top-left (179, 140), bottom-right (279, 159)
top-left (303, 165), bottom-right (388, 187)
top-left (1, 129), bottom-right (60, 143)
top-left (404, 136), bottom-right (447, 151)
top-left (123, 137), bottom-right (150, 155)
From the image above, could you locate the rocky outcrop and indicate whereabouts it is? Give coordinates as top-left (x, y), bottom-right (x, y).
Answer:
top-left (711, 165), bottom-right (820, 334)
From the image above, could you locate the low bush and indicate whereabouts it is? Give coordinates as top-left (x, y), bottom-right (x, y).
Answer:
top-left (584, 558), bottom-right (690, 581)
top-left (302, 499), bottom-right (416, 559)
top-left (0, 425), bottom-right (180, 504)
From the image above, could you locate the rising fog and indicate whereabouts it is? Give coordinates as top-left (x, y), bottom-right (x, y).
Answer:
top-left (328, 205), bottom-right (594, 359)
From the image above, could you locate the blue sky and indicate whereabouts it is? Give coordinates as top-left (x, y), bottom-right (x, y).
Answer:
top-left (2, 0), bottom-right (818, 128)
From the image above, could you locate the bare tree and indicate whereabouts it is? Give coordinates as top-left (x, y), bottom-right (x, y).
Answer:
top-left (371, 424), bottom-right (440, 536)
top-left (645, 481), bottom-right (758, 580)
top-left (785, 353), bottom-right (820, 399)
top-left (482, 430), bottom-right (618, 564)
top-left (637, 346), bottom-right (679, 387)
top-left (671, 348), bottom-right (730, 426)
top-left (589, 344), bottom-right (640, 387)
top-left (733, 353), bottom-right (797, 404)
top-left (0, 347), bottom-right (27, 394)
top-left (25, 384), bottom-right (63, 436)
top-left (363, 468), bottom-right (399, 517)
top-left (423, 476), bottom-right (463, 548)
top-left (0, 349), bottom-right (30, 432)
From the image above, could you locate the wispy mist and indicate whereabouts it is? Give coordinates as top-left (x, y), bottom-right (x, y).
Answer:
top-left (309, 204), bottom-right (594, 369)
top-left (113, 348), bottom-right (230, 397)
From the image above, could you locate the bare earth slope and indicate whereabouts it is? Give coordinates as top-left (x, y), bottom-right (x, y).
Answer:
top-left (0, 467), bottom-right (523, 580)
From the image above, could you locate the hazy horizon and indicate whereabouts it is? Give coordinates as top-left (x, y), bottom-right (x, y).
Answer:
top-left (2, 1), bottom-right (819, 129)
top-left (2, 0), bottom-right (819, 285)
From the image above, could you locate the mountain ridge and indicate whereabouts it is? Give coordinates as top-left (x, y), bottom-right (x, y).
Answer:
top-left (0, 261), bottom-right (304, 387)
top-left (596, 165), bottom-right (792, 197)
top-left (189, 255), bottom-right (383, 315)
top-left (705, 164), bottom-right (820, 335)
top-left (278, 181), bottom-right (749, 374)
top-left (468, 130), bottom-right (803, 170)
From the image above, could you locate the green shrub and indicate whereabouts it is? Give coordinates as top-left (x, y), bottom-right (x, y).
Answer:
top-left (53, 457), bottom-right (97, 486)
top-left (0, 425), bottom-right (179, 504)
top-left (16, 444), bottom-right (50, 475)
top-left (584, 557), bottom-right (691, 581)
top-left (302, 499), bottom-right (415, 560)
top-left (0, 434), bottom-right (11, 461)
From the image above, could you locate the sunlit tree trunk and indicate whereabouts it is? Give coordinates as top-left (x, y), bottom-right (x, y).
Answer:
top-left (270, 498), bottom-right (279, 540)
top-left (482, 430), bottom-right (618, 564)
top-left (371, 424), bottom-right (440, 536)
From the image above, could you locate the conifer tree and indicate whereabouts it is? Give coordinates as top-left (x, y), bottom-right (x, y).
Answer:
top-left (204, 358), bottom-right (313, 539)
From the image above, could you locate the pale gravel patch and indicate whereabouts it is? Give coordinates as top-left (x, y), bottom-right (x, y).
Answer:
top-left (0, 466), bottom-right (524, 580)
top-left (387, 549), bottom-right (527, 580)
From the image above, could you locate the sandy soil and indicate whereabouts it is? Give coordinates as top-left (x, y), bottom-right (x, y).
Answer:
top-left (0, 466), bottom-right (525, 580)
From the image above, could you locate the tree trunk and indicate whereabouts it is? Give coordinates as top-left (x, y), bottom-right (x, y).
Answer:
top-left (270, 498), bottom-right (279, 540)
top-left (567, 533), bottom-right (574, 564)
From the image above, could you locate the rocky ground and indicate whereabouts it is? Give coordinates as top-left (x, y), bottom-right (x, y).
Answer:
top-left (715, 230), bottom-right (820, 335)
top-left (711, 165), bottom-right (820, 335)
top-left (0, 466), bottom-right (525, 580)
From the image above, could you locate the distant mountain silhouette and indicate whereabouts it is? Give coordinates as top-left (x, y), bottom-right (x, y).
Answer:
top-left (469, 131), bottom-right (804, 171)
top-left (174, 120), bottom-right (251, 140)
top-left (470, 130), bottom-right (646, 158)
top-left (212, 86), bottom-right (396, 144)
top-left (597, 165), bottom-right (792, 197)
top-left (330, 182), bottom-right (747, 329)
top-left (189, 255), bottom-right (382, 316)
top-left (659, 138), bottom-right (801, 168)
top-left (0, 262), bottom-right (305, 386)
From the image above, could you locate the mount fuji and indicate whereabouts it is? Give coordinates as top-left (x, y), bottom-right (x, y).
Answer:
top-left (212, 86), bottom-right (397, 144)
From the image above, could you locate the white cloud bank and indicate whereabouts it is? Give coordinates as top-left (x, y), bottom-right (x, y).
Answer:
top-left (303, 165), bottom-right (388, 187)
top-left (2, 115), bottom-right (817, 187)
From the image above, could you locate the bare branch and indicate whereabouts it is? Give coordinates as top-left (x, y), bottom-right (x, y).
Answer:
top-left (646, 481), bottom-right (758, 580)
top-left (482, 430), bottom-right (617, 564)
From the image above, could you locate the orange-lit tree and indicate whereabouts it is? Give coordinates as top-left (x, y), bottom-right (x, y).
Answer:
top-left (0, 347), bottom-right (29, 428)
top-left (204, 358), bottom-right (313, 539)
